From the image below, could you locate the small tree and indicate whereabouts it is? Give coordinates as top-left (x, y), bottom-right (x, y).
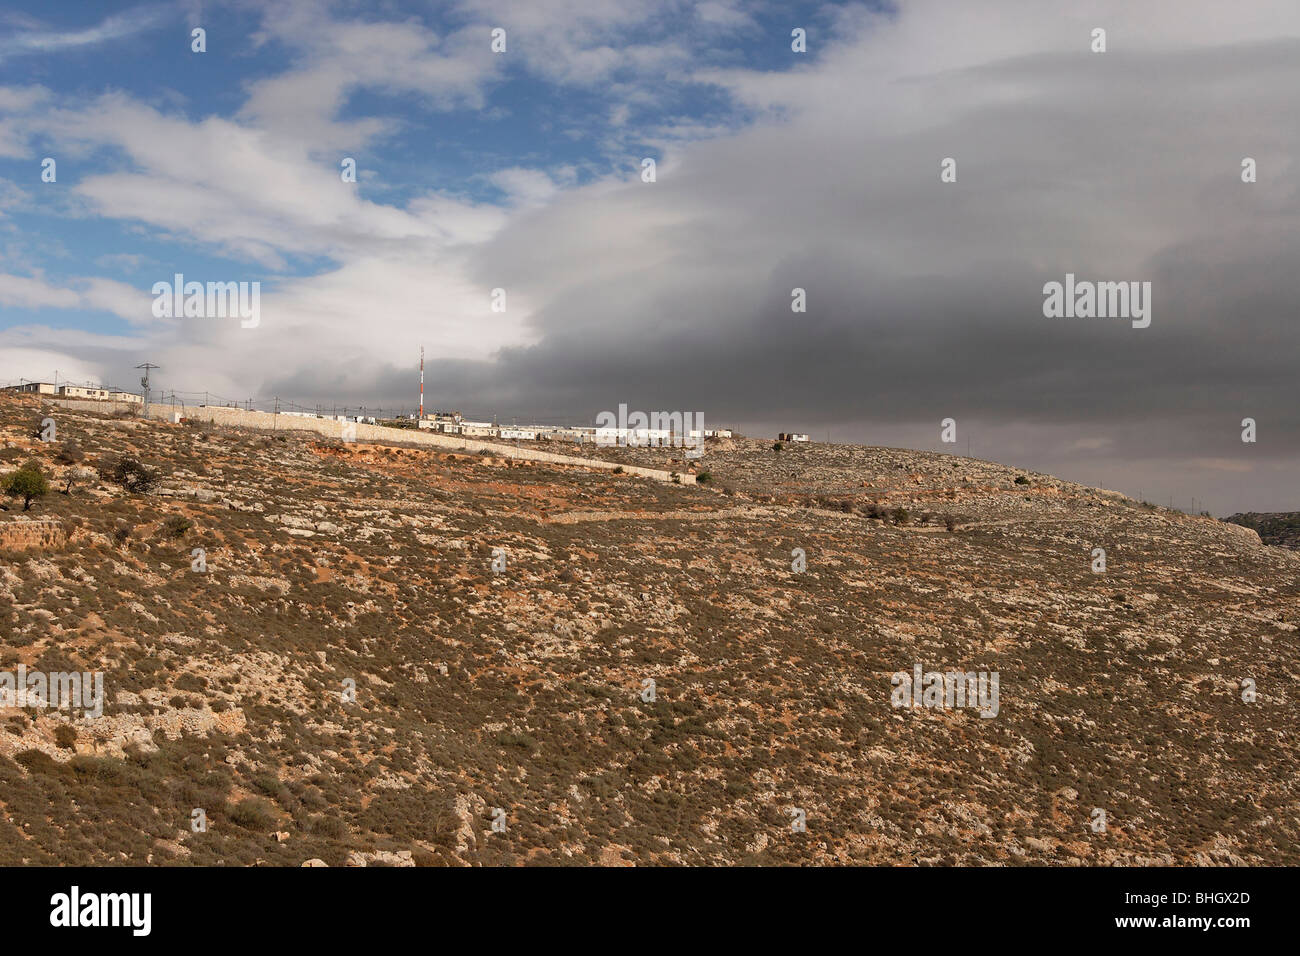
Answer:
top-left (2, 463), bottom-right (50, 511)
top-left (101, 455), bottom-right (159, 494)
top-left (773, 442), bottom-right (784, 452)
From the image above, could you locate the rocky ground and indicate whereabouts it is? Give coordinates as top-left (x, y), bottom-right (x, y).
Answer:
top-left (1225, 512), bottom-right (1300, 551)
top-left (1, 392), bottom-right (1296, 866)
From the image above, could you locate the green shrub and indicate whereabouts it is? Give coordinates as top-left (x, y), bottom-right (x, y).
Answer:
top-left (15, 749), bottom-right (59, 774)
top-left (308, 815), bottom-right (346, 839)
top-left (251, 772), bottom-right (284, 798)
top-left (230, 797), bottom-right (276, 830)
top-left (2, 463), bottom-right (50, 511)
top-left (162, 515), bottom-right (192, 537)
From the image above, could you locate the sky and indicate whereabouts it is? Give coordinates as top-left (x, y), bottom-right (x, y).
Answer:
top-left (1, 0), bottom-right (1297, 514)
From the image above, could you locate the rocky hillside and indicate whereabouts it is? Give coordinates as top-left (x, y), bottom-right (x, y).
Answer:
top-left (1224, 513), bottom-right (1300, 551)
top-left (1, 391), bottom-right (1296, 866)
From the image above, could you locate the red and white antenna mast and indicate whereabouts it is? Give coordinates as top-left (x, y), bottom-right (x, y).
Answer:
top-left (419, 346), bottom-right (425, 420)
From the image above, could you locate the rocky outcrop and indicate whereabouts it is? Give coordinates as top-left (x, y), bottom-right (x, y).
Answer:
top-left (0, 517), bottom-right (67, 551)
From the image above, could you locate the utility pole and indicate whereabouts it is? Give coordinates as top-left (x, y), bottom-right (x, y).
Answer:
top-left (419, 346), bottom-right (425, 421)
top-left (136, 363), bottom-right (158, 417)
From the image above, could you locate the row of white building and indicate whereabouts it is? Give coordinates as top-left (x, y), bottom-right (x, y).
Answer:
top-left (279, 410), bottom-right (377, 424)
top-left (417, 411), bottom-right (733, 446)
top-left (6, 381), bottom-right (143, 404)
top-left (4, 380), bottom-right (752, 447)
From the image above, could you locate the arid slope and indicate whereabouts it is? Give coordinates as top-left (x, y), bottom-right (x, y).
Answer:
top-left (1, 393), bottom-right (1296, 866)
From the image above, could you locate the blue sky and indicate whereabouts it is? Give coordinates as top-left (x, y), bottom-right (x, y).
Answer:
top-left (2, 0), bottom-right (1299, 513)
top-left (0, 0), bottom-right (842, 349)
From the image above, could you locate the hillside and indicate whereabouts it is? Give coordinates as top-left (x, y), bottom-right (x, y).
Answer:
top-left (1224, 513), bottom-right (1300, 551)
top-left (1, 391), bottom-right (1297, 866)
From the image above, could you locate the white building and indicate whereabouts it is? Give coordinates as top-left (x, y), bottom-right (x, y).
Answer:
top-left (59, 385), bottom-right (111, 400)
top-left (6, 382), bottom-right (58, 395)
top-left (500, 427), bottom-right (538, 441)
top-left (534, 426), bottom-right (589, 442)
top-left (58, 384), bottom-right (140, 403)
top-left (418, 410), bottom-right (463, 432)
top-left (596, 427), bottom-right (672, 447)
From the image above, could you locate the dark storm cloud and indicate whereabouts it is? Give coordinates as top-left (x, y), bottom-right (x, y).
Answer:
top-left (420, 25), bottom-right (1300, 510)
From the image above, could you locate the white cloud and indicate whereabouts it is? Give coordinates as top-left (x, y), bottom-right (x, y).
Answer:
top-left (0, 272), bottom-right (155, 323)
top-left (0, 273), bottom-right (81, 311)
top-left (0, 346), bottom-right (106, 387)
top-left (0, 5), bottom-right (166, 60)
top-left (242, 2), bottom-right (495, 150)
top-left (488, 168), bottom-right (560, 207)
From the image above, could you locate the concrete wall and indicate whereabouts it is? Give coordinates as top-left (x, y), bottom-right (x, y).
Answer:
top-left (46, 399), bottom-right (139, 415)
top-left (49, 399), bottom-right (694, 484)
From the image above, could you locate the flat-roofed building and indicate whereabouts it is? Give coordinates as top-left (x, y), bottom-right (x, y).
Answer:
top-left (58, 385), bottom-right (113, 400)
top-left (6, 382), bottom-right (59, 395)
top-left (418, 411), bottom-right (463, 432)
top-left (538, 426), bottom-right (592, 442)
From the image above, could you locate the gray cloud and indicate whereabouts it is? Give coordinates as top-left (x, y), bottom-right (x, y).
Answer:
top-left (406, 12), bottom-right (1300, 512)
top-left (9, 0), bottom-right (1300, 514)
